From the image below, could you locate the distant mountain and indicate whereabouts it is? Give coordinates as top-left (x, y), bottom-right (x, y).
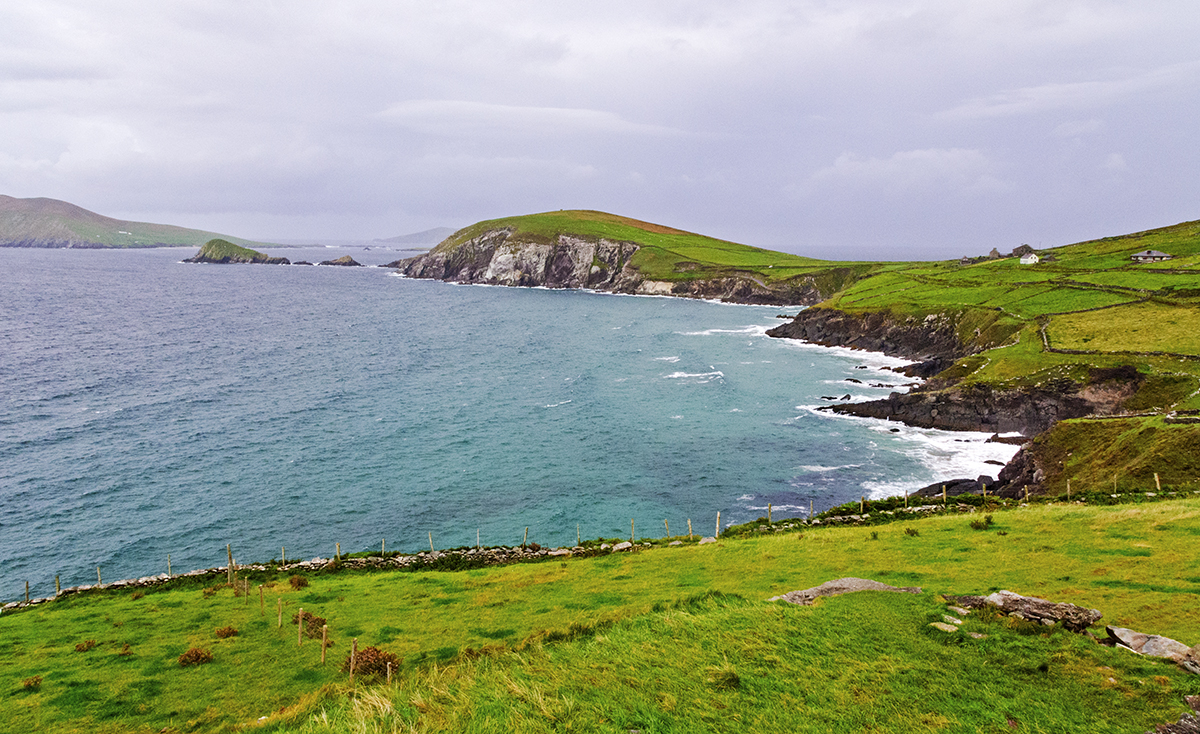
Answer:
top-left (374, 227), bottom-right (458, 246)
top-left (0, 195), bottom-right (271, 249)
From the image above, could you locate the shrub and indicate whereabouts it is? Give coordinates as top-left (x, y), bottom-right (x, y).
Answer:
top-left (215, 626), bottom-right (238, 639)
top-left (291, 611), bottom-right (328, 641)
top-left (22, 675), bottom-right (42, 691)
top-left (341, 645), bottom-right (401, 679)
top-left (870, 531), bottom-right (879, 540)
top-left (905, 527), bottom-right (920, 537)
top-left (74, 639), bottom-right (97, 652)
top-left (202, 586), bottom-right (219, 598)
top-left (130, 591), bottom-right (144, 600)
top-left (117, 644), bottom-right (132, 656)
top-left (289, 575), bottom-right (309, 590)
top-left (178, 648), bottom-right (214, 666)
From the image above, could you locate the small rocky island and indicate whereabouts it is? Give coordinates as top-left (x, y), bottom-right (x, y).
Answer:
top-left (183, 239), bottom-right (289, 265)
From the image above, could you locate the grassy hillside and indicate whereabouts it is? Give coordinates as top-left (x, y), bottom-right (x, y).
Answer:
top-left (434, 210), bottom-right (882, 287)
top-left (3, 499), bottom-right (1198, 732)
top-left (0, 195), bottom-right (271, 249)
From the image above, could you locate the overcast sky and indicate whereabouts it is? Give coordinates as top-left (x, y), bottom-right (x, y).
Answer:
top-left (2, 1), bottom-right (1198, 259)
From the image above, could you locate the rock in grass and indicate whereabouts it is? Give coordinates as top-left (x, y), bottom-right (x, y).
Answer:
top-left (611, 541), bottom-right (632, 552)
top-left (949, 590), bottom-right (1102, 632)
top-left (1107, 627), bottom-right (1194, 662)
top-left (769, 577), bottom-right (922, 605)
top-left (1182, 647), bottom-right (1200, 675)
top-left (698, 537), bottom-right (717, 545)
top-left (929, 622), bottom-right (960, 633)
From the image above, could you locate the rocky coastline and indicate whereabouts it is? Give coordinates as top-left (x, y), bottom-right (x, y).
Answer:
top-left (389, 228), bottom-right (833, 305)
top-left (768, 308), bottom-right (1146, 498)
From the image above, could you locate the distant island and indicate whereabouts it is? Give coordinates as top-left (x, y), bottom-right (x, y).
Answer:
top-left (0, 195), bottom-right (272, 249)
top-left (374, 226), bottom-right (457, 246)
top-left (183, 239), bottom-right (290, 265)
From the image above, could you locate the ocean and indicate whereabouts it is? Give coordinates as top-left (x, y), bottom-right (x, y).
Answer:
top-left (0, 246), bottom-right (1018, 599)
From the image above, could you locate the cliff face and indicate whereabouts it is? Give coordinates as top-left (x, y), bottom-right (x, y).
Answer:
top-left (393, 229), bottom-right (829, 305)
top-left (766, 307), bottom-right (966, 376)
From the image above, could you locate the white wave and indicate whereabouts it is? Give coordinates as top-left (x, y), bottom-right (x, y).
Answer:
top-left (737, 494), bottom-right (754, 501)
top-left (676, 325), bottom-right (769, 337)
top-left (798, 464), bottom-right (861, 472)
top-left (663, 370), bottom-right (724, 382)
top-left (653, 356), bottom-right (681, 363)
top-left (543, 400), bottom-right (573, 408)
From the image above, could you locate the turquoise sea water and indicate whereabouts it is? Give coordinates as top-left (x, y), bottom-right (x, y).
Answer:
top-left (0, 247), bottom-right (1017, 599)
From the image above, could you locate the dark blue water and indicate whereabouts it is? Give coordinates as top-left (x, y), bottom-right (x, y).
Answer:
top-left (0, 247), bottom-right (1016, 599)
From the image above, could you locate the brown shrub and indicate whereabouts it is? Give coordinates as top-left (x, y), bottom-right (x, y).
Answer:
top-left (214, 626), bottom-right (238, 639)
top-left (178, 648), bottom-right (214, 666)
top-left (74, 640), bottom-right (97, 653)
top-left (341, 646), bottom-right (401, 679)
top-left (130, 591), bottom-right (144, 601)
top-left (22, 675), bottom-right (42, 691)
top-left (201, 586), bottom-right (220, 598)
top-left (289, 575), bottom-right (309, 590)
top-left (290, 611), bottom-right (328, 642)
top-left (117, 644), bottom-right (132, 656)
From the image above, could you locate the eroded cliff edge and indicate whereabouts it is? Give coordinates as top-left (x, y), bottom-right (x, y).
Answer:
top-left (391, 228), bottom-right (844, 305)
top-left (767, 307), bottom-right (1147, 498)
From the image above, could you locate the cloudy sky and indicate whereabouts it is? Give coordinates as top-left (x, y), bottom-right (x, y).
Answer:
top-left (2, 1), bottom-right (1198, 259)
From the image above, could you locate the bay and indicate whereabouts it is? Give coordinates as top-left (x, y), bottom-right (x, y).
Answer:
top-left (0, 247), bottom-right (1016, 599)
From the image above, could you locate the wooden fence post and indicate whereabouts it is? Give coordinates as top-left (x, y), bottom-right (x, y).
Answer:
top-left (277, 597), bottom-right (282, 628)
top-left (321, 625), bottom-right (328, 665)
top-left (576, 524), bottom-right (580, 546)
top-left (664, 519), bottom-right (669, 537)
top-left (942, 486), bottom-right (946, 505)
top-left (55, 575), bottom-right (60, 597)
top-left (298, 608), bottom-right (304, 646)
top-left (768, 503), bottom-right (772, 524)
top-left (715, 511), bottom-right (721, 538)
top-left (97, 567), bottom-right (102, 586)
top-left (1155, 473), bottom-right (1161, 492)
top-left (227, 544), bottom-right (234, 584)
top-left (630, 518), bottom-right (634, 543)
top-left (429, 532), bottom-right (434, 553)
top-left (387, 661), bottom-right (392, 685)
top-left (259, 585), bottom-right (264, 615)
top-left (25, 581), bottom-right (29, 602)
top-left (687, 519), bottom-right (692, 539)
top-left (336, 542), bottom-right (341, 562)
top-left (522, 527), bottom-right (528, 549)
top-left (349, 638), bottom-right (358, 685)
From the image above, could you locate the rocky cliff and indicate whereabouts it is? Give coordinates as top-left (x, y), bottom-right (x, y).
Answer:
top-left (769, 306), bottom-right (1147, 497)
top-left (391, 228), bottom-right (832, 305)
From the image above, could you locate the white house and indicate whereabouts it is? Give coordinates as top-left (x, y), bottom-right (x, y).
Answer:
top-left (1019, 253), bottom-right (1040, 265)
top-left (1131, 250), bottom-right (1172, 263)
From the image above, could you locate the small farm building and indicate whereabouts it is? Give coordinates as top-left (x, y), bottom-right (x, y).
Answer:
top-left (1130, 250), bottom-right (1173, 263)
top-left (1019, 253), bottom-right (1040, 265)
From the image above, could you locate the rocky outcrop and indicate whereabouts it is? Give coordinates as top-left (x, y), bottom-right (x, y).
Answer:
top-left (1148, 697), bottom-right (1200, 734)
top-left (319, 255), bottom-right (361, 267)
top-left (947, 590), bottom-right (1103, 632)
top-left (826, 379), bottom-right (1131, 438)
top-left (183, 239), bottom-right (289, 265)
top-left (767, 308), bottom-right (967, 376)
top-left (391, 229), bottom-right (830, 305)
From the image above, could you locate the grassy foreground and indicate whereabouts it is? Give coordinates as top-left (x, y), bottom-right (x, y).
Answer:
top-left (3, 499), bottom-right (1198, 732)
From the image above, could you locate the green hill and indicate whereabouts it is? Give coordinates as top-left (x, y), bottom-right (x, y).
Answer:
top-left (183, 238), bottom-right (290, 265)
top-left (398, 210), bottom-right (882, 304)
top-left (0, 195), bottom-right (272, 249)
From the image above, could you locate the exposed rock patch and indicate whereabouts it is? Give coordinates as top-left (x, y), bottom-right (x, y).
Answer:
top-left (319, 255), bottom-right (361, 267)
top-left (769, 577), bottom-right (922, 605)
top-left (947, 590), bottom-right (1102, 632)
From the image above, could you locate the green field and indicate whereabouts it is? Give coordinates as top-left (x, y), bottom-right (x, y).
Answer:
top-left (4, 499), bottom-right (1199, 732)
